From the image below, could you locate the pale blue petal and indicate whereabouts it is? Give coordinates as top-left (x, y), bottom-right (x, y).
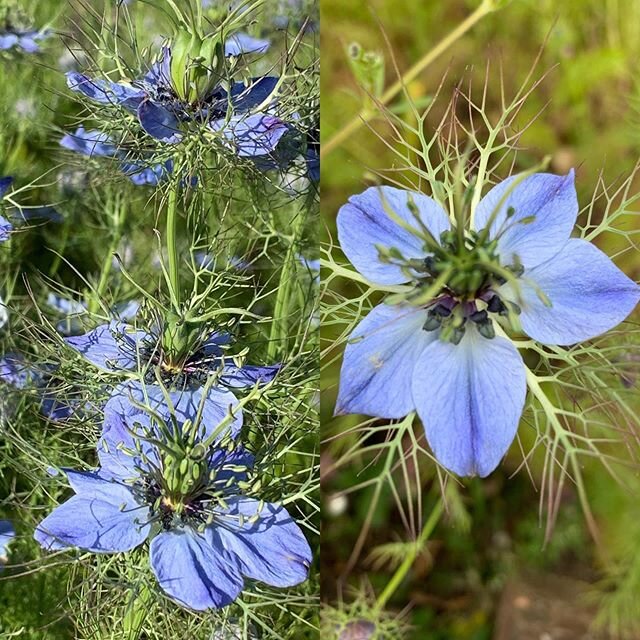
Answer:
top-left (510, 238), bottom-right (640, 345)
top-left (60, 127), bottom-right (118, 158)
top-left (0, 215), bottom-right (12, 242)
top-left (212, 114), bottom-right (289, 157)
top-left (215, 498), bottom-right (311, 587)
top-left (137, 101), bottom-right (182, 143)
top-left (337, 186), bottom-right (451, 285)
top-left (474, 171), bottom-right (578, 270)
top-left (224, 33), bottom-right (270, 56)
top-left (0, 520), bottom-right (15, 560)
top-left (336, 303), bottom-right (435, 418)
top-left (65, 322), bottom-right (152, 372)
top-left (149, 528), bottom-right (243, 610)
top-left (34, 471), bottom-right (150, 552)
top-left (104, 381), bottom-right (243, 439)
top-left (66, 72), bottom-right (145, 109)
top-left (412, 328), bottom-right (526, 477)
top-left (220, 363), bottom-right (281, 388)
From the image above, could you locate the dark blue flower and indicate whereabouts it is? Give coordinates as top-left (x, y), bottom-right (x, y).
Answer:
top-left (66, 48), bottom-right (288, 156)
top-left (335, 172), bottom-right (640, 477)
top-left (35, 407), bottom-right (311, 610)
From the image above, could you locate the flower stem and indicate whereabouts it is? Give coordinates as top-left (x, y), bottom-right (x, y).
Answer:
top-left (373, 498), bottom-right (444, 613)
top-left (321, 1), bottom-right (494, 159)
top-left (166, 185), bottom-right (181, 311)
top-left (268, 200), bottom-right (307, 359)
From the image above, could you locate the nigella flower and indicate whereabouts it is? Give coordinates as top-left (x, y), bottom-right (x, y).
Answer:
top-left (65, 322), bottom-right (280, 428)
top-left (224, 33), bottom-right (270, 57)
top-left (0, 27), bottom-right (50, 53)
top-left (66, 45), bottom-right (287, 157)
top-left (0, 353), bottom-right (73, 421)
top-left (47, 292), bottom-right (139, 336)
top-left (0, 176), bottom-right (14, 242)
top-left (35, 406), bottom-right (312, 610)
top-left (335, 171), bottom-right (640, 477)
top-left (60, 127), bottom-right (174, 186)
top-left (0, 520), bottom-right (15, 567)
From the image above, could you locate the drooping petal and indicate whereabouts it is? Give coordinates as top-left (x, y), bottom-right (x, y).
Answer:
top-left (66, 72), bottom-right (145, 109)
top-left (335, 303), bottom-right (435, 418)
top-left (220, 362), bottom-right (281, 388)
top-left (60, 127), bottom-right (118, 158)
top-left (474, 171), bottom-right (578, 270)
top-left (34, 471), bottom-right (151, 553)
top-left (224, 33), bottom-right (270, 56)
top-left (510, 238), bottom-right (640, 345)
top-left (337, 186), bottom-right (451, 285)
top-left (104, 380), bottom-right (243, 439)
top-left (412, 328), bottom-right (526, 477)
top-left (149, 528), bottom-right (243, 610)
top-left (211, 113), bottom-right (289, 157)
top-left (137, 100), bottom-right (182, 143)
top-left (65, 322), bottom-right (152, 372)
top-left (215, 497), bottom-right (311, 588)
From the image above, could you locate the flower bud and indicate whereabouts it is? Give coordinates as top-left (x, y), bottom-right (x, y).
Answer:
top-left (170, 29), bottom-right (226, 104)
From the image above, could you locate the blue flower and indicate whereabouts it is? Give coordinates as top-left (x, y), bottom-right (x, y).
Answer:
top-left (0, 353), bottom-right (73, 421)
top-left (60, 127), bottom-right (174, 186)
top-left (0, 520), bottom-right (15, 568)
top-left (335, 171), bottom-right (640, 477)
top-left (66, 48), bottom-right (287, 156)
top-left (65, 322), bottom-right (280, 429)
top-left (0, 28), bottom-right (50, 53)
top-left (47, 292), bottom-right (139, 336)
top-left (224, 33), bottom-right (270, 57)
top-left (0, 176), bottom-right (14, 242)
top-left (34, 407), bottom-right (311, 610)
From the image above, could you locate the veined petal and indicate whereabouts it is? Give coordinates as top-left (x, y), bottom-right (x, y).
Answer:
top-left (474, 171), bottom-right (578, 270)
top-left (224, 33), bottom-right (270, 56)
top-left (412, 328), bottom-right (526, 477)
top-left (66, 72), bottom-right (145, 109)
top-left (215, 497), bottom-right (311, 588)
top-left (511, 238), bottom-right (640, 345)
top-left (0, 215), bottom-right (12, 243)
top-left (335, 303), bottom-right (434, 418)
top-left (105, 381), bottom-right (243, 439)
top-left (149, 528), bottom-right (243, 610)
top-left (212, 114), bottom-right (289, 157)
top-left (60, 127), bottom-right (118, 158)
top-left (220, 362), bottom-right (281, 388)
top-left (65, 322), bottom-right (151, 372)
top-left (137, 101), bottom-right (182, 143)
top-left (337, 186), bottom-right (450, 285)
top-left (34, 472), bottom-right (150, 553)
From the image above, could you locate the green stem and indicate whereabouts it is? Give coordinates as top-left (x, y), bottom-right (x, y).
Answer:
top-left (374, 498), bottom-right (444, 613)
top-left (268, 202), bottom-right (307, 359)
top-left (166, 185), bottom-right (181, 311)
top-left (321, 0), bottom-right (494, 159)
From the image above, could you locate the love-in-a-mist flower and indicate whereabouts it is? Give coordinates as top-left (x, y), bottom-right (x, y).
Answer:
top-left (60, 127), bottom-right (174, 186)
top-left (0, 520), bottom-right (15, 568)
top-left (35, 406), bottom-right (311, 610)
top-left (65, 320), bottom-right (280, 427)
top-left (336, 171), bottom-right (640, 477)
top-left (66, 37), bottom-right (288, 156)
top-left (0, 24), bottom-right (50, 53)
top-left (0, 176), bottom-right (14, 242)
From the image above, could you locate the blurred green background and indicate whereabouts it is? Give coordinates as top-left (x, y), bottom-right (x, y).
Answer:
top-left (321, 1), bottom-right (640, 638)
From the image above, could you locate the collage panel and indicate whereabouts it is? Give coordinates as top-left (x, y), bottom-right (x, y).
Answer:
top-left (321, 1), bottom-right (640, 639)
top-left (0, 1), bottom-right (318, 639)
